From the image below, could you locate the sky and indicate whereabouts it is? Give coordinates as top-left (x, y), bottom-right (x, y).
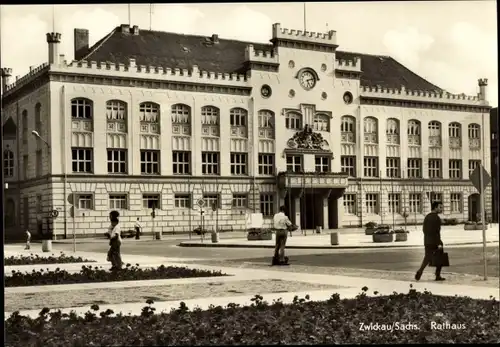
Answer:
top-left (0, 1), bottom-right (497, 106)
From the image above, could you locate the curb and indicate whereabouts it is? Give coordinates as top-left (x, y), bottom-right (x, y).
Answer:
top-left (178, 241), bottom-right (499, 249)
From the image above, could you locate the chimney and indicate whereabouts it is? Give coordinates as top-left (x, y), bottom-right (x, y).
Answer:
top-left (74, 28), bottom-right (89, 60)
top-left (478, 78), bottom-right (488, 103)
top-left (132, 25), bottom-right (139, 35)
top-left (46, 32), bottom-right (62, 65)
top-left (120, 24), bottom-right (130, 33)
top-left (211, 34), bottom-right (219, 44)
top-left (1, 67), bottom-right (12, 91)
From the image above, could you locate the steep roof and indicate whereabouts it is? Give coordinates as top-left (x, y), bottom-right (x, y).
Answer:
top-left (82, 26), bottom-right (442, 92)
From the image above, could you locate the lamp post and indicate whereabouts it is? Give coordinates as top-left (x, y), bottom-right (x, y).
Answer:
top-left (32, 130), bottom-right (54, 250)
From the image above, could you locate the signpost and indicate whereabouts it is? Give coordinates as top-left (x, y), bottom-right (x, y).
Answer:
top-left (151, 204), bottom-right (156, 240)
top-left (469, 164), bottom-right (491, 280)
top-left (197, 199), bottom-right (205, 242)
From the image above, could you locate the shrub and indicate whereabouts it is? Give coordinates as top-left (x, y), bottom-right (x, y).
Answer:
top-left (5, 288), bottom-right (499, 345)
top-left (393, 228), bottom-right (409, 234)
top-left (247, 228), bottom-right (273, 236)
top-left (364, 222), bottom-right (377, 228)
top-left (5, 264), bottom-right (227, 287)
top-left (4, 252), bottom-right (95, 266)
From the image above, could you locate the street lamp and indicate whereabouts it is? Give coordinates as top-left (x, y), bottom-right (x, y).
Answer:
top-left (31, 130), bottom-right (54, 246)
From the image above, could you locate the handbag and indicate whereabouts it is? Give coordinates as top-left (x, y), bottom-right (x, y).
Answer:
top-left (287, 224), bottom-right (298, 232)
top-left (430, 250), bottom-right (450, 267)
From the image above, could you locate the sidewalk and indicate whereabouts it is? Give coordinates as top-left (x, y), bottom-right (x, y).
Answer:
top-left (179, 226), bottom-right (499, 249)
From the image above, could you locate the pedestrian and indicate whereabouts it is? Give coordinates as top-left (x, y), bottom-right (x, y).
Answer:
top-left (107, 210), bottom-right (123, 271)
top-left (134, 217), bottom-right (142, 240)
top-left (415, 201), bottom-right (445, 282)
top-left (25, 230), bottom-right (31, 250)
top-left (272, 205), bottom-right (293, 266)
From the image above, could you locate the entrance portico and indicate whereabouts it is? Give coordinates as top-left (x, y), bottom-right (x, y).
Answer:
top-left (277, 173), bottom-right (348, 230)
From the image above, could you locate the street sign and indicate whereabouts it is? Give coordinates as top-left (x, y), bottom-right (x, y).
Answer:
top-left (469, 165), bottom-right (491, 193)
top-left (197, 198), bottom-right (205, 208)
top-left (50, 210), bottom-right (59, 218)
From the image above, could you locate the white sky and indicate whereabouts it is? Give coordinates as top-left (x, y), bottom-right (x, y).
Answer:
top-left (1, 2), bottom-right (497, 106)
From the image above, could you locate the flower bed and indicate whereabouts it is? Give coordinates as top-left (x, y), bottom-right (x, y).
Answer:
top-left (5, 288), bottom-right (499, 345)
top-left (247, 229), bottom-right (273, 241)
top-left (5, 252), bottom-right (96, 266)
top-left (393, 229), bottom-right (409, 242)
top-left (5, 264), bottom-right (227, 287)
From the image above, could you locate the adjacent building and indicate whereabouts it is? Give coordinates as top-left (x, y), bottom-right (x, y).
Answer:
top-left (1, 23), bottom-right (492, 240)
top-left (490, 107), bottom-right (498, 222)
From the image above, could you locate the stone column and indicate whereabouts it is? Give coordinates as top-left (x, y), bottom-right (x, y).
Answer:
top-left (323, 196), bottom-right (329, 229)
top-left (294, 196), bottom-right (301, 228)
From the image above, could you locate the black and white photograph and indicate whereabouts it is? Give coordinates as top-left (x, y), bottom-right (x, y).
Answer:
top-left (2, 1), bottom-right (499, 345)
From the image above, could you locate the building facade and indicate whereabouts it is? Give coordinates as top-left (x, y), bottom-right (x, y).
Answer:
top-left (490, 107), bottom-right (498, 222)
top-left (1, 23), bottom-right (492, 240)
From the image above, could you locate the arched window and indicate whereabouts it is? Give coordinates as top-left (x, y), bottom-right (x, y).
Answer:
top-left (363, 117), bottom-right (378, 144)
top-left (313, 113), bottom-right (330, 132)
top-left (468, 124), bottom-right (480, 139)
top-left (386, 118), bottom-right (399, 144)
top-left (230, 108), bottom-right (247, 127)
top-left (341, 116), bottom-right (355, 143)
top-left (35, 103), bottom-right (42, 132)
top-left (201, 106), bottom-right (220, 137)
top-left (140, 102), bottom-right (160, 123)
top-left (22, 110), bottom-right (28, 145)
top-left (171, 104), bottom-right (191, 124)
top-left (106, 100), bottom-right (127, 121)
top-left (449, 122), bottom-right (461, 138)
top-left (428, 121), bottom-right (441, 136)
top-left (3, 150), bottom-right (14, 177)
top-left (285, 112), bottom-right (302, 130)
top-left (71, 98), bottom-right (93, 119)
top-left (407, 119), bottom-right (421, 145)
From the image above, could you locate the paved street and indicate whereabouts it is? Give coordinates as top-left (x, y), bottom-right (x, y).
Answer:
top-left (28, 239), bottom-right (499, 278)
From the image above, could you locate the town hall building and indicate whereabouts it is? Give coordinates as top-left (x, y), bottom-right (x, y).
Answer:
top-left (1, 23), bottom-right (492, 240)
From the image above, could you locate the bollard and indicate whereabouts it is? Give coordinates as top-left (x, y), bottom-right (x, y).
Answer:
top-left (211, 231), bottom-right (219, 243)
top-left (155, 231), bottom-right (162, 240)
top-left (316, 226), bottom-right (322, 234)
top-left (330, 232), bottom-right (339, 246)
top-left (42, 240), bottom-right (52, 252)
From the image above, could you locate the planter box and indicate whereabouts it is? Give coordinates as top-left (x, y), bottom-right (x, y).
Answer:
top-left (464, 224), bottom-right (477, 230)
top-left (372, 233), bottom-right (394, 243)
top-left (395, 233), bottom-right (408, 242)
top-left (365, 228), bottom-right (376, 235)
top-left (247, 233), bottom-right (273, 241)
top-left (330, 232), bottom-right (339, 245)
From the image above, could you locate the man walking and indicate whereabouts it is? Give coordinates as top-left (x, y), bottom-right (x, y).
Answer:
top-left (415, 201), bottom-right (445, 281)
top-left (134, 218), bottom-right (142, 240)
top-left (272, 206), bottom-right (293, 265)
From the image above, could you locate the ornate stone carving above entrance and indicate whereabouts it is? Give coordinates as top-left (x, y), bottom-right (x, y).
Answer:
top-left (286, 124), bottom-right (330, 151)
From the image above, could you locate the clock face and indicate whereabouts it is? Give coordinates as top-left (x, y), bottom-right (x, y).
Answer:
top-left (299, 70), bottom-right (316, 90)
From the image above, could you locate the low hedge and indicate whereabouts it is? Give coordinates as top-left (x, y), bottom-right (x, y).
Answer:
top-left (5, 264), bottom-right (227, 287)
top-left (5, 287), bottom-right (499, 345)
top-left (5, 252), bottom-right (96, 266)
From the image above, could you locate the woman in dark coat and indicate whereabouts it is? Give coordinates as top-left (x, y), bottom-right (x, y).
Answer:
top-left (107, 210), bottom-right (123, 271)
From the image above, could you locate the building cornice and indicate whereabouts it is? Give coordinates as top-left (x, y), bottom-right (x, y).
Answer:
top-left (270, 39), bottom-right (338, 53)
top-left (360, 96), bottom-right (490, 113)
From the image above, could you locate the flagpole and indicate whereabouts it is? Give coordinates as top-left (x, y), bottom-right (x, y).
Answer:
top-left (128, 4), bottom-right (131, 26)
top-left (303, 3), bottom-right (307, 31)
top-left (480, 109), bottom-right (487, 280)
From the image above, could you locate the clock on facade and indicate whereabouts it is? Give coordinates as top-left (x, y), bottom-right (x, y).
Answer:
top-left (298, 69), bottom-right (317, 90)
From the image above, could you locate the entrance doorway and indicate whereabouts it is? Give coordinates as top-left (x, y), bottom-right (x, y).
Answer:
top-left (468, 193), bottom-right (480, 221)
top-left (300, 193), bottom-right (322, 230)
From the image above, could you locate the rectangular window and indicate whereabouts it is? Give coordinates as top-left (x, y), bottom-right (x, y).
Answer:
top-left (430, 192), bottom-right (443, 204)
top-left (343, 193), bottom-right (356, 214)
top-left (72, 148), bottom-right (93, 173)
top-left (468, 160), bottom-right (481, 177)
top-left (140, 150), bottom-right (160, 175)
top-left (407, 158), bottom-right (422, 179)
top-left (109, 194), bottom-right (128, 210)
top-left (203, 194), bottom-right (220, 209)
top-left (388, 193), bottom-right (401, 214)
top-left (232, 194), bottom-right (248, 209)
top-left (408, 193), bottom-right (421, 213)
top-left (174, 194), bottom-right (191, 208)
top-left (77, 194), bottom-right (93, 210)
top-left (450, 193), bottom-right (462, 213)
top-left (286, 155), bottom-right (302, 172)
top-left (231, 153), bottom-right (248, 175)
top-left (258, 153), bottom-right (274, 175)
top-left (285, 113), bottom-right (302, 130)
top-left (36, 150), bottom-right (43, 177)
top-left (202, 152), bottom-right (220, 175)
top-left (365, 193), bottom-right (379, 214)
top-left (341, 156), bottom-right (356, 177)
top-left (260, 193), bottom-right (275, 217)
top-left (363, 157), bottom-right (379, 177)
top-left (449, 160), bottom-right (462, 179)
top-left (142, 194), bottom-right (160, 209)
top-left (315, 156), bottom-right (330, 173)
top-left (107, 149), bottom-right (127, 174)
top-left (23, 155), bottom-right (29, 179)
top-left (428, 159), bottom-right (442, 179)
top-left (386, 157), bottom-right (400, 178)
top-left (172, 151), bottom-right (191, 175)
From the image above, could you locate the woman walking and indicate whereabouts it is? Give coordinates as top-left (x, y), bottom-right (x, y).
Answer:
top-left (107, 210), bottom-right (123, 271)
